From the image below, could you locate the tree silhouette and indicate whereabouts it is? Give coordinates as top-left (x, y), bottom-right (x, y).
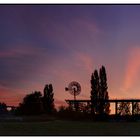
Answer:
top-left (99, 66), bottom-right (110, 115)
top-left (79, 103), bottom-right (91, 114)
top-left (17, 91), bottom-right (44, 115)
top-left (118, 102), bottom-right (131, 115)
top-left (133, 102), bottom-right (140, 115)
top-left (90, 66), bottom-right (110, 116)
top-left (0, 102), bottom-right (7, 114)
top-left (90, 70), bottom-right (100, 115)
top-left (43, 84), bottom-right (54, 114)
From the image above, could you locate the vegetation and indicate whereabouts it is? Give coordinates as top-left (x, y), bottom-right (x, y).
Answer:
top-left (117, 102), bottom-right (131, 115)
top-left (99, 66), bottom-right (110, 114)
top-left (43, 84), bottom-right (55, 114)
top-left (91, 69), bottom-right (99, 115)
top-left (16, 83), bottom-right (55, 115)
top-left (0, 102), bottom-right (7, 114)
top-left (57, 105), bottom-right (91, 121)
top-left (1, 66), bottom-right (140, 123)
top-left (90, 66), bottom-right (110, 115)
top-left (133, 102), bottom-right (140, 114)
top-left (16, 91), bottom-right (44, 115)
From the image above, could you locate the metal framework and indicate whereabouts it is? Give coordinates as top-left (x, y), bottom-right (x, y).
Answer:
top-left (65, 99), bottom-right (140, 115)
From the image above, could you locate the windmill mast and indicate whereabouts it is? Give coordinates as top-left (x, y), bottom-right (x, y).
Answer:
top-left (65, 81), bottom-right (81, 111)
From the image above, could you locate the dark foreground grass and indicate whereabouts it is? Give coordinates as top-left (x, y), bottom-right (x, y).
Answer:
top-left (0, 120), bottom-right (140, 136)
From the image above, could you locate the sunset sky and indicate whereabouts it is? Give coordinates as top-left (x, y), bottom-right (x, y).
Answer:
top-left (1, 5), bottom-right (140, 108)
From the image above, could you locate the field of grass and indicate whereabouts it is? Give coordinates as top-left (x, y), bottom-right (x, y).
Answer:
top-left (0, 120), bottom-right (140, 135)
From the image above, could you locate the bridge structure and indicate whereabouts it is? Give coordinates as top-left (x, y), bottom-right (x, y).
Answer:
top-left (65, 99), bottom-right (140, 115)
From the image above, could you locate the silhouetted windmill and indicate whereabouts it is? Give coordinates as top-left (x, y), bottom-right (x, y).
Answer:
top-left (65, 81), bottom-right (81, 100)
top-left (65, 81), bottom-right (81, 110)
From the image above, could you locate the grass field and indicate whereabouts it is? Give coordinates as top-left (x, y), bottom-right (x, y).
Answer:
top-left (0, 120), bottom-right (140, 135)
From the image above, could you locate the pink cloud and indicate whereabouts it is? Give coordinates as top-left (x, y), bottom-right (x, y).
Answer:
top-left (0, 48), bottom-right (28, 58)
top-left (55, 99), bottom-right (68, 109)
top-left (0, 44), bottom-right (46, 58)
top-left (124, 46), bottom-right (140, 90)
top-left (75, 52), bottom-right (94, 73)
top-left (0, 17), bottom-right (101, 107)
top-left (0, 85), bottom-right (24, 106)
top-left (0, 51), bottom-right (15, 58)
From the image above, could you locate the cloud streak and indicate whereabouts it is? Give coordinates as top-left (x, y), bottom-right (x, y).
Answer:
top-left (45, 17), bottom-right (101, 51)
top-left (124, 46), bottom-right (140, 90)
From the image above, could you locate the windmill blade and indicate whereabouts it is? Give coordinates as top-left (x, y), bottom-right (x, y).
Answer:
top-left (67, 81), bottom-right (81, 96)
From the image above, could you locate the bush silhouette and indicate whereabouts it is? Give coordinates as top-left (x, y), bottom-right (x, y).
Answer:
top-left (16, 91), bottom-right (44, 115)
top-left (0, 102), bottom-right (8, 114)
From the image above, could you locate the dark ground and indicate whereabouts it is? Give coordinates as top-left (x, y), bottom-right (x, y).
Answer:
top-left (0, 119), bottom-right (140, 136)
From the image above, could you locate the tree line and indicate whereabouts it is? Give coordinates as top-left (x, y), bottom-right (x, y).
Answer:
top-left (0, 65), bottom-right (139, 121)
top-left (16, 84), bottom-right (55, 115)
top-left (0, 65), bottom-right (113, 117)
